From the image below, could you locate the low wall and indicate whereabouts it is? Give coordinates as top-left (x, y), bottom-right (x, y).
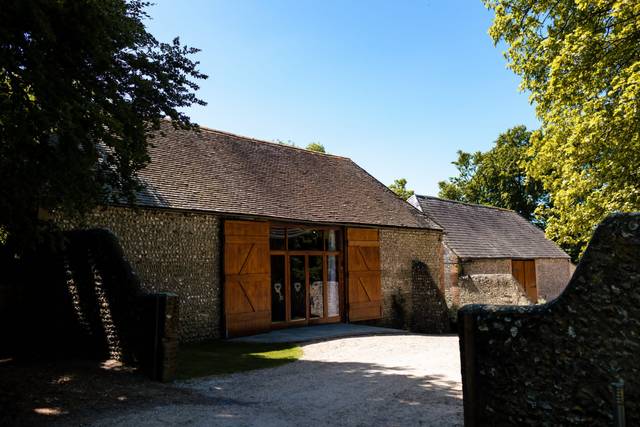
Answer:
top-left (458, 213), bottom-right (640, 426)
top-left (2, 228), bottom-right (178, 380)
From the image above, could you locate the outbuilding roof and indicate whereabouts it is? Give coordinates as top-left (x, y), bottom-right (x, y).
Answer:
top-left (130, 122), bottom-right (440, 230)
top-left (408, 195), bottom-right (569, 259)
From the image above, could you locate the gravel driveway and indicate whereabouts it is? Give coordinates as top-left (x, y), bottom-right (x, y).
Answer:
top-left (90, 334), bottom-right (462, 426)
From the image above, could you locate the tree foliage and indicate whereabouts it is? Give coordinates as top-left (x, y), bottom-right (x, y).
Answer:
top-left (389, 178), bottom-right (415, 201)
top-left (0, 0), bottom-right (206, 247)
top-left (276, 140), bottom-right (328, 153)
top-left (438, 126), bottom-right (547, 224)
top-left (485, 0), bottom-right (640, 258)
top-left (305, 142), bottom-right (326, 153)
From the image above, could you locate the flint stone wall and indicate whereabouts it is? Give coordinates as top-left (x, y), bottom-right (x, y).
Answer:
top-left (56, 206), bottom-right (222, 342)
top-left (535, 258), bottom-right (574, 301)
top-left (377, 228), bottom-right (449, 333)
top-left (459, 213), bottom-right (640, 426)
top-left (448, 257), bottom-right (571, 307)
top-left (460, 258), bottom-right (512, 276)
top-left (457, 274), bottom-right (530, 307)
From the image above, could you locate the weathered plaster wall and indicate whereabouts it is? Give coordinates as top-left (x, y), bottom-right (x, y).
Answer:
top-left (457, 257), bottom-right (571, 304)
top-left (457, 274), bottom-right (530, 307)
top-left (443, 255), bottom-right (529, 309)
top-left (461, 258), bottom-right (512, 275)
top-left (458, 213), bottom-right (640, 426)
top-left (536, 258), bottom-right (573, 301)
top-left (378, 228), bottom-right (448, 333)
top-left (56, 206), bottom-right (222, 342)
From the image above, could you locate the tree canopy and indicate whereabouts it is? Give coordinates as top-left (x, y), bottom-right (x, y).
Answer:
top-left (438, 126), bottom-right (547, 224)
top-left (305, 142), bottom-right (326, 153)
top-left (0, 0), bottom-right (206, 247)
top-left (485, 0), bottom-right (640, 259)
top-left (389, 178), bottom-right (415, 201)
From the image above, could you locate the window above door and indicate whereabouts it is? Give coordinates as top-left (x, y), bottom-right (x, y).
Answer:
top-left (269, 225), bottom-right (342, 253)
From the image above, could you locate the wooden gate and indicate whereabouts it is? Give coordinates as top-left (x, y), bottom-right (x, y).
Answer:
top-left (512, 259), bottom-right (537, 302)
top-left (347, 228), bottom-right (382, 321)
top-left (224, 220), bottom-right (271, 337)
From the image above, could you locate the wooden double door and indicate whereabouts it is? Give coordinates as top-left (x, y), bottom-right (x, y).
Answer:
top-left (512, 259), bottom-right (538, 302)
top-left (223, 220), bottom-right (383, 337)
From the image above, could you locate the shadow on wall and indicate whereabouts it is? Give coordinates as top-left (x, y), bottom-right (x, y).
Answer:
top-left (1, 229), bottom-right (168, 370)
top-left (411, 260), bottom-right (450, 333)
top-left (459, 213), bottom-right (640, 426)
top-left (391, 290), bottom-right (407, 330)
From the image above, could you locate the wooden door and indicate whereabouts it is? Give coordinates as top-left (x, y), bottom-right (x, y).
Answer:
top-left (347, 228), bottom-right (382, 321)
top-left (224, 220), bottom-right (271, 337)
top-left (512, 259), bottom-right (537, 302)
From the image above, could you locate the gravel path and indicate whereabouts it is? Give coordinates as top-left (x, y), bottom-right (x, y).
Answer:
top-left (90, 334), bottom-right (462, 426)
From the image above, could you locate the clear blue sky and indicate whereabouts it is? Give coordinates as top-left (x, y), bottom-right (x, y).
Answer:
top-left (145, 0), bottom-right (538, 196)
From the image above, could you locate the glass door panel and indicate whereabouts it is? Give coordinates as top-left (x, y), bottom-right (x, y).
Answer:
top-left (327, 255), bottom-right (340, 317)
top-left (289, 255), bottom-right (306, 320)
top-left (271, 255), bottom-right (286, 322)
top-left (309, 255), bottom-right (324, 318)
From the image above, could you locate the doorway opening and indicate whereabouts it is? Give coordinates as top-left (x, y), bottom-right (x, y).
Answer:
top-left (269, 226), bottom-right (343, 327)
top-left (512, 259), bottom-right (537, 302)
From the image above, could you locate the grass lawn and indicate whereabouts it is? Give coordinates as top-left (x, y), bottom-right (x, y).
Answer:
top-left (176, 340), bottom-right (302, 380)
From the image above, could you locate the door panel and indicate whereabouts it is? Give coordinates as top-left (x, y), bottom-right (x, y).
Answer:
top-left (512, 259), bottom-right (537, 302)
top-left (271, 255), bottom-right (286, 322)
top-left (347, 228), bottom-right (382, 321)
top-left (327, 255), bottom-right (340, 317)
top-left (309, 255), bottom-right (324, 319)
top-left (289, 255), bottom-right (306, 321)
top-left (224, 220), bottom-right (271, 337)
top-left (524, 260), bottom-right (538, 302)
top-left (512, 260), bottom-right (525, 286)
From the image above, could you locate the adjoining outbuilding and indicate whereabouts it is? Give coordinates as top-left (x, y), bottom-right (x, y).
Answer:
top-left (408, 195), bottom-right (573, 307)
top-left (58, 123), bottom-right (449, 341)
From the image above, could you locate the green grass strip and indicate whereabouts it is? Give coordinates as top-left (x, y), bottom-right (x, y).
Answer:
top-left (176, 340), bottom-right (302, 379)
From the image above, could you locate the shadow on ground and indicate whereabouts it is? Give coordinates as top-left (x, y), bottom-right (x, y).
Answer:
top-left (2, 356), bottom-right (462, 426)
top-left (95, 358), bottom-right (462, 426)
top-left (0, 357), bottom-right (205, 427)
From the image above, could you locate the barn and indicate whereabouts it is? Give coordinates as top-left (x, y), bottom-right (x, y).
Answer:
top-left (408, 195), bottom-right (573, 307)
top-left (59, 123), bottom-right (448, 340)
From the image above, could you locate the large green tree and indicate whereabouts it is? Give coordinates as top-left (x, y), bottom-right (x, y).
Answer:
top-left (485, 0), bottom-right (640, 258)
top-left (389, 178), bottom-right (415, 200)
top-left (0, 0), bottom-right (206, 247)
top-left (439, 126), bottom-right (547, 224)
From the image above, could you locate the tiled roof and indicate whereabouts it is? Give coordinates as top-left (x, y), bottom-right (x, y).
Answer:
top-left (129, 122), bottom-right (440, 230)
top-left (409, 195), bottom-right (569, 259)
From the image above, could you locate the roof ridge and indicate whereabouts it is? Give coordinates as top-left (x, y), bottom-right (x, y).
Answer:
top-left (417, 194), bottom-right (518, 214)
top-left (190, 122), bottom-right (351, 160)
top-left (348, 167), bottom-right (442, 230)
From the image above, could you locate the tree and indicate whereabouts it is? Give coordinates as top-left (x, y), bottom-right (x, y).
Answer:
top-left (389, 178), bottom-right (415, 200)
top-left (0, 0), bottom-right (206, 248)
top-left (485, 0), bottom-right (640, 259)
top-left (438, 150), bottom-right (482, 203)
top-left (306, 142), bottom-right (326, 153)
top-left (438, 126), bottom-right (547, 224)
